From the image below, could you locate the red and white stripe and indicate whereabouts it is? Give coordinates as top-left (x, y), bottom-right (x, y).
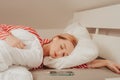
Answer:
top-left (71, 64), bottom-right (88, 69)
top-left (41, 39), bottom-right (50, 45)
top-left (0, 24), bottom-right (42, 43)
top-left (0, 31), bottom-right (11, 40)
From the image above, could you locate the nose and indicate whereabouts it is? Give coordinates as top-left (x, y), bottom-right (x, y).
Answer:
top-left (55, 50), bottom-right (65, 58)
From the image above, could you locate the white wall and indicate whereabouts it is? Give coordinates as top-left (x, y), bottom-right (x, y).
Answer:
top-left (0, 0), bottom-right (72, 29)
top-left (0, 0), bottom-right (119, 29)
top-left (73, 4), bottom-right (120, 28)
top-left (73, 4), bottom-right (120, 36)
top-left (36, 29), bottom-right (63, 39)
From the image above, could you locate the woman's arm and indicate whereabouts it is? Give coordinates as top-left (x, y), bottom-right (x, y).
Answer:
top-left (0, 24), bottom-right (41, 49)
top-left (87, 59), bottom-right (120, 74)
top-left (0, 24), bottom-right (26, 49)
top-left (5, 34), bottom-right (26, 49)
top-left (0, 24), bottom-right (11, 40)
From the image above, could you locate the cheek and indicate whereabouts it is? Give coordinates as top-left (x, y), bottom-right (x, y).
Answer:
top-left (69, 47), bottom-right (74, 54)
top-left (67, 45), bottom-right (74, 54)
top-left (49, 43), bottom-right (59, 55)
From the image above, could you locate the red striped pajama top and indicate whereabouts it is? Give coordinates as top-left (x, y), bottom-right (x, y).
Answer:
top-left (0, 24), bottom-right (42, 43)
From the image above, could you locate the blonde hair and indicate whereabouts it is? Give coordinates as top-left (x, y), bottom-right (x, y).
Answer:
top-left (53, 33), bottom-right (78, 47)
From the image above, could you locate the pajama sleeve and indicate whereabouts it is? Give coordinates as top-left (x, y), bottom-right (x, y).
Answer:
top-left (0, 31), bottom-right (11, 40)
top-left (71, 64), bottom-right (88, 69)
top-left (0, 24), bottom-right (42, 42)
top-left (0, 24), bottom-right (11, 40)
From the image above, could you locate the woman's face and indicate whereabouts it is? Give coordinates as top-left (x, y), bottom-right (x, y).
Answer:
top-left (49, 37), bottom-right (74, 58)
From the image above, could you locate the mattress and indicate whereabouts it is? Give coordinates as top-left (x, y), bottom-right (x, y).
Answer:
top-left (31, 68), bottom-right (120, 80)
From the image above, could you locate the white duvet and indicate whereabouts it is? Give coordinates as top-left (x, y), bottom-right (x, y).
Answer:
top-left (0, 66), bottom-right (33, 80)
top-left (0, 29), bottom-right (43, 80)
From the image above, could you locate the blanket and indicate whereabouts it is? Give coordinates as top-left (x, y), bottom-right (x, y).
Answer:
top-left (0, 29), bottom-right (43, 80)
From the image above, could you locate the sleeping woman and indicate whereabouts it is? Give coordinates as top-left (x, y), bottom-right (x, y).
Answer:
top-left (42, 30), bottom-right (120, 74)
top-left (0, 24), bottom-right (120, 76)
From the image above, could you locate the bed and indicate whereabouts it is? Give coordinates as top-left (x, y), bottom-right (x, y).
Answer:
top-left (32, 4), bottom-right (120, 80)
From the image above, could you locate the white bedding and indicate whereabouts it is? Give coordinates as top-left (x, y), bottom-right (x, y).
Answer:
top-left (0, 29), bottom-right (44, 80)
top-left (0, 29), bottom-right (43, 71)
top-left (0, 66), bottom-right (33, 80)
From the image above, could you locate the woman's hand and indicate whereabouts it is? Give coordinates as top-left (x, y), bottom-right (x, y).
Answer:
top-left (5, 34), bottom-right (26, 49)
top-left (87, 59), bottom-right (120, 74)
top-left (105, 60), bottom-right (120, 74)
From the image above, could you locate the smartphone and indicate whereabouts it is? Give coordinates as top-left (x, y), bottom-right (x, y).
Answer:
top-left (49, 71), bottom-right (74, 76)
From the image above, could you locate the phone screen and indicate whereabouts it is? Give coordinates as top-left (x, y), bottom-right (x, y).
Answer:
top-left (49, 71), bottom-right (74, 76)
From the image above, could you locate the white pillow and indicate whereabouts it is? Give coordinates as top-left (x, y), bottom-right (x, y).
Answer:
top-left (43, 23), bottom-right (98, 69)
top-left (92, 34), bottom-right (120, 64)
top-left (64, 22), bottom-right (91, 39)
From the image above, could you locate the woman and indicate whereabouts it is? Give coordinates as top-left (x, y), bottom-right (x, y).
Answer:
top-left (0, 24), bottom-right (119, 79)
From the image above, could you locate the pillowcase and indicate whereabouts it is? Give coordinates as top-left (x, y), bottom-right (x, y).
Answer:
top-left (43, 23), bottom-right (98, 69)
top-left (92, 34), bottom-right (120, 64)
top-left (64, 22), bottom-right (91, 39)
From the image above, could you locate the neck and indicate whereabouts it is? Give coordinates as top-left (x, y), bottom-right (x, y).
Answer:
top-left (42, 43), bottom-right (50, 57)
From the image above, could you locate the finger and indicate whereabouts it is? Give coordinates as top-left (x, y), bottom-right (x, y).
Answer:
top-left (20, 41), bottom-right (26, 46)
top-left (12, 43), bottom-right (18, 48)
top-left (109, 66), bottom-right (120, 74)
top-left (19, 42), bottom-right (26, 49)
top-left (116, 65), bottom-right (120, 74)
top-left (12, 40), bottom-right (20, 48)
top-left (116, 64), bottom-right (120, 69)
top-left (16, 44), bottom-right (22, 49)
